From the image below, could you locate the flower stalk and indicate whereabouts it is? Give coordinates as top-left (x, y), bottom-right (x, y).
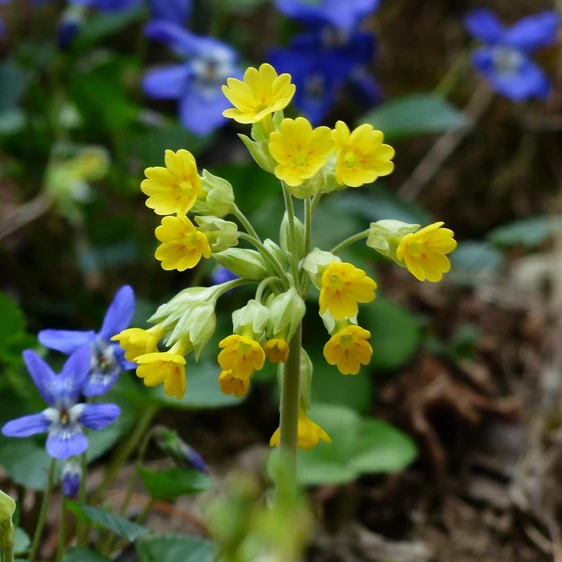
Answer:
top-left (28, 459), bottom-right (56, 562)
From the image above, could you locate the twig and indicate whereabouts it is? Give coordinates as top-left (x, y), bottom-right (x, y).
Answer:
top-left (0, 193), bottom-right (53, 241)
top-left (398, 82), bottom-right (494, 201)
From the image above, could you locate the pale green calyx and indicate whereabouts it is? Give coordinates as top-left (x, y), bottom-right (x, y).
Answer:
top-left (195, 215), bottom-right (239, 252)
top-left (233, 299), bottom-right (270, 340)
top-left (320, 309), bottom-right (356, 335)
top-left (238, 134), bottom-right (276, 173)
top-left (267, 288), bottom-right (306, 341)
top-left (367, 219), bottom-right (420, 261)
top-left (302, 248), bottom-right (341, 288)
top-left (192, 169), bottom-right (235, 218)
top-left (280, 212), bottom-right (305, 260)
top-left (214, 248), bottom-right (269, 281)
top-left (263, 238), bottom-right (288, 273)
top-left (168, 301), bottom-right (216, 360)
top-left (284, 168), bottom-right (326, 200)
top-left (0, 490), bottom-right (15, 562)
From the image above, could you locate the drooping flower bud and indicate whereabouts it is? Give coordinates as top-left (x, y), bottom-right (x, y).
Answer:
top-left (213, 249), bottom-right (269, 280)
top-left (280, 212), bottom-right (305, 260)
top-left (192, 170), bottom-right (235, 218)
top-left (267, 288), bottom-right (306, 343)
top-left (62, 459), bottom-right (82, 499)
top-left (233, 299), bottom-right (270, 340)
top-left (194, 215), bottom-right (239, 253)
top-left (153, 427), bottom-right (209, 474)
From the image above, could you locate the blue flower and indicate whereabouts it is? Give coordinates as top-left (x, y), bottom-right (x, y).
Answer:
top-left (464, 9), bottom-right (560, 101)
top-left (269, 28), bottom-right (381, 124)
top-left (62, 459), bottom-right (82, 498)
top-left (69, 0), bottom-right (142, 12)
top-left (275, 0), bottom-right (380, 32)
top-left (38, 285), bottom-right (136, 397)
top-left (211, 265), bottom-right (238, 286)
top-left (1, 348), bottom-right (121, 459)
top-left (150, 0), bottom-right (191, 24)
top-left (143, 21), bottom-right (242, 136)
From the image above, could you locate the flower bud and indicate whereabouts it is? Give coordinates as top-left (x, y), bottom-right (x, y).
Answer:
top-left (263, 238), bottom-right (288, 273)
top-left (62, 459), bottom-right (82, 499)
top-left (238, 134), bottom-right (276, 173)
top-left (194, 215), bottom-right (239, 253)
top-left (153, 426), bottom-right (209, 473)
top-left (233, 299), bottom-right (270, 339)
top-left (168, 301), bottom-right (216, 360)
top-left (267, 288), bottom-right (306, 341)
top-left (213, 248), bottom-right (268, 281)
top-left (280, 212), bottom-right (305, 260)
top-left (366, 220), bottom-right (420, 261)
top-left (302, 248), bottom-right (340, 289)
top-left (192, 170), bottom-right (235, 218)
top-left (299, 348), bottom-right (313, 411)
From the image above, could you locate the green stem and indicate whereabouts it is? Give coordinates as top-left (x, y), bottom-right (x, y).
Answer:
top-left (255, 276), bottom-right (283, 303)
top-left (281, 184), bottom-right (301, 290)
top-left (90, 406), bottom-right (158, 507)
top-left (213, 277), bottom-right (255, 299)
top-left (330, 230), bottom-right (369, 255)
top-left (275, 324), bottom-right (302, 507)
top-left (433, 47), bottom-right (472, 98)
top-left (28, 459), bottom-right (56, 562)
top-left (55, 500), bottom-right (66, 562)
top-left (76, 452), bottom-right (88, 545)
top-left (232, 206), bottom-right (260, 241)
top-left (311, 192), bottom-right (322, 213)
top-left (238, 233), bottom-right (289, 289)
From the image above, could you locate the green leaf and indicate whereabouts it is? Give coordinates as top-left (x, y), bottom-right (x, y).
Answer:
top-left (449, 241), bottom-right (504, 286)
top-left (488, 216), bottom-right (562, 248)
top-left (14, 527), bottom-right (30, 555)
top-left (73, 6), bottom-right (146, 50)
top-left (362, 93), bottom-right (469, 140)
top-left (137, 466), bottom-right (212, 501)
top-left (310, 200), bottom-right (365, 250)
top-left (362, 297), bottom-right (420, 371)
top-left (0, 108), bottom-right (25, 136)
top-left (331, 185), bottom-right (431, 225)
top-left (136, 535), bottom-right (218, 562)
top-left (0, 293), bottom-right (25, 346)
top-left (63, 547), bottom-right (112, 562)
top-left (65, 501), bottom-right (149, 542)
top-left (0, 62), bottom-right (26, 112)
top-left (0, 440), bottom-right (53, 490)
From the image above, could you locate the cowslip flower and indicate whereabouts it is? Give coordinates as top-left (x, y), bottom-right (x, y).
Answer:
top-left (110, 325), bottom-right (165, 362)
top-left (218, 335), bottom-right (265, 380)
top-left (332, 121), bottom-right (395, 187)
top-left (263, 338), bottom-right (290, 364)
top-left (141, 149), bottom-right (201, 215)
top-left (144, 21), bottom-right (241, 136)
top-left (464, 9), bottom-right (560, 101)
top-left (154, 215), bottom-right (211, 271)
top-left (136, 343), bottom-right (188, 400)
top-left (1, 348), bottom-right (121, 459)
top-left (269, 117), bottom-right (334, 187)
top-left (218, 370), bottom-right (250, 398)
top-left (324, 325), bottom-right (372, 375)
top-left (270, 408), bottom-right (331, 450)
top-left (38, 285), bottom-right (135, 396)
top-left (222, 63), bottom-right (296, 125)
top-left (319, 262), bottom-right (377, 319)
top-left (396, 222), bottom-right (457, 282)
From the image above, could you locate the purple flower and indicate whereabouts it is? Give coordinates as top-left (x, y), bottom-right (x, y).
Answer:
top-left (153, 427), bottom-right (209, 474)
top-left (150, 0), bottom-right (191, 24)
top-left (38, 285), bottom-right (136, 397)
top-left (62, 459), bottom-right (82, 498)
top-left (211, 265), bottom-right (238, 286)
top-left (464, 9), bottom-right (560, 101)
top-left (275, 0), bottom-right (379, 32)
top-left (1, 348), bottom-right (121, 460)
top-left (143, 21), bottom-right (242, 137)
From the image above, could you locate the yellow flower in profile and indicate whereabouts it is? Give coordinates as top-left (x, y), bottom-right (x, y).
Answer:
top-left (141, 149), bottom-right (201, 215)
top-left (154, 215), bottom-right (211, 271)
top-left (396, 221), bottom-right (457, 282)
top-left (324, 325), bottom-right (372, 375)
top-left (319, 262), bottom-right (377, 319)
top-left (218, 335), bottom-right (266, 380)
top-left (332, 121), bottom-right (395, 188)
top-left (263, 338), bottom-right (290, 364)
top-left (268, 117), bottom-right (334, 187)
top-left (270, 409), bottom-right (331, 450)
top-left (222, 63), bottom-right (295, 124)
top-left (111, 325), bottom-right (165, 362)
top-left (218, 370), bottom-right (250, 398)
top-left (136, 343), bottom-right (187, 399)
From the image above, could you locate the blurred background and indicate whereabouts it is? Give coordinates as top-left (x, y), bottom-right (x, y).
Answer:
top-left (1, 0), bottom-right (562, 560)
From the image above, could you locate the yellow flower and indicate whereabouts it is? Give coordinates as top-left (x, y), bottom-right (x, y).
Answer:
top-left (319, 262), bottom-right (377, 319)
top-left (263, 338), bottom-right (290, 363)
top-left (218, 334), bottom-right (266, 380)
top-left (268, 117), bottom-right (334, 187)
top-left (140, 149), bottom-right (201, 215)
top-left (154, 215), bottom-right (211, 271)
top-left (111, 325), bottom-right (165, 362)
top-left (332, 121), bottom-right (395, 188)
top-left (396, 221), bottom-right (457, 282)
top-left (218, 370), bottom-right (250, 398)
top-left (270, 409), bottom-right (331, 450)
top-left (222, 63), bottom-right (295, 124)
top-left (136, 343), bottom-right (187, 399)
top-left (323, 325), bottom-right (372, 375)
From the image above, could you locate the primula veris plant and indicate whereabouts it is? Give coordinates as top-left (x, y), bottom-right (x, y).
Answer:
top-left (115, 62), bottom-right (457, 499)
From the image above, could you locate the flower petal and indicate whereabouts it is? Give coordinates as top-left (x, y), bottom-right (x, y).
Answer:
top-left (143, 65), bottom-right (192, 100)
top-left (75, 403), bottom-right (121, 430)
top-left (38, 329), bottom-right (96, 355)
top-left (46, 429), bottom-right (88, 459)
top-left (504, 11), bottom-right (560, 52)
top-left (463, 9), bottom-right (505, 44)
top-left (178, 88), bottom-right (229, 137)
top-left (58, 346), bottom-right (92, 404)
top-left (98, 285), bottom-right (135, 341)
top-left (22, 350), bottom-right (58, 406)
top-left (2, 412), bottom-right (50, 438)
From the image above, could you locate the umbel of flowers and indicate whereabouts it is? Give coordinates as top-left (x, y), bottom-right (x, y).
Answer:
top-left (114, 63), bottom-right (456, 485)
